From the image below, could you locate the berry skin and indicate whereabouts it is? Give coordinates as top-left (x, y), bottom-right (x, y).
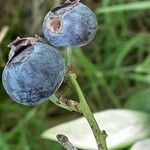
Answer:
top-left (2, 37), bottom-right (65, 106)
top-left (43, 0), bottom-right (97, 47)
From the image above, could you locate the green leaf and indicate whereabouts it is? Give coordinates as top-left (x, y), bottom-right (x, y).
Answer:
top-left (128, 73), bottom-right (150, 84)
top-left (125, 88), bottom-right (150, 113)
top-left (0, 136), bottom-right (9, 150)
top-left (114, 35), bottom-right (144, 68)
top-left (96, 1), bottom-right (150, 14)
top-left (130, 139), bottom-right (150, 150)
top-left (41, 109), bottom-right (150, 150)
top-left (4, 109), bottom-right (36, 141)
top-left (136, 56), bottom-right (150, 73)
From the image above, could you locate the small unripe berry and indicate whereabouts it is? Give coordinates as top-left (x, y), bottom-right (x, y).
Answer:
top-left (43, 0), bottom-right (97, 47)
top-left (2, 37), bottom-right (65, 106)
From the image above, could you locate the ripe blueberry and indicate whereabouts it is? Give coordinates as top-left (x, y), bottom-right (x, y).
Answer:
top-left (43, 0), bottom-right (97, 47)
top-left (2, 37), bottom-right (65, 106)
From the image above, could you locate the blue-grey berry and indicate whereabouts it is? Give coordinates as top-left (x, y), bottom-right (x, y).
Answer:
top-left (43, 0), bottom-right (97, 47)
top-left (2, 37), bottom-right (65, 106)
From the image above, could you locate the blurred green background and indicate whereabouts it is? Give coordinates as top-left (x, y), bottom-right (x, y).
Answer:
top-left (0, 0), bottom-right (150, 150)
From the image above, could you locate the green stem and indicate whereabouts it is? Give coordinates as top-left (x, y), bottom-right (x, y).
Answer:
top-left (66, 47), bottom-right (73, 67)
top-left (65, 47), bottom-right (108, 149)
top-left (68, 73), bottom-right (108, 150)
top-left (50, 95), bottom-right (81, 113)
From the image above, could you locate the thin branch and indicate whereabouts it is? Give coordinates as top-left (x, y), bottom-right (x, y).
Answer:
top-left (50, 95), bottom-right (81, 113)
top-left (68, 73), bottom-right (108, 150)
top-left (57, 134), bottom-right (78, 150)
top-left (66, 47), bottom-right (73, 67)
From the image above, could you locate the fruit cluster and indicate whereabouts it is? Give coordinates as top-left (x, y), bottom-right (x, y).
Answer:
top-left (2, 0), bottom-right (97, 106)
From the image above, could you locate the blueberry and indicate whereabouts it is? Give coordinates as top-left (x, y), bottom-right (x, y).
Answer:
top-left (2, 37), bottom-right (65, 106)
top-left (43, 0), bottom-right (97, 47)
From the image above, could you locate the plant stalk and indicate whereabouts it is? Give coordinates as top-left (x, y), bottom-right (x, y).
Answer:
top-left (68, 73), bottom-right (108, 150)
top-left (50, 94), bottom-right (81, 113)
top-left (57, 134), bottom-right (78, 150)
top-left (66, 47), bottom-right (73, 67)
top-left (65, 47), bottom-right (108, 149)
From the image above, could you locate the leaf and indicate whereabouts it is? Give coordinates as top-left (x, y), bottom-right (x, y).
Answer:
top-left (125, 88), bottom-right (150, 113)
top-left (115, 35), bottom-right (142, 67)
top-left (41, 109), bottom-right (150, 150)
top-left (0, 136), bottom-right (9, 150)
top-left (130, 139), bottom-right (150, 150)
top-left (128, 73), bottom-right (150, 84)
top-left (4, 109), bottom-right (36, 141)
top-left (136, 56), bottom-right (150, 73)
top-left (96, 1), bottom-right (150, 14)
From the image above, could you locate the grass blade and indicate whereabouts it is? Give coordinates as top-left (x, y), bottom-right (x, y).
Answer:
top-left (97, 1), bottom-right (150, 14)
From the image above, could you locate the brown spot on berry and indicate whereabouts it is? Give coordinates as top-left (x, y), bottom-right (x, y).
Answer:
top-left (48, 17), bottom-right (62, 33)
